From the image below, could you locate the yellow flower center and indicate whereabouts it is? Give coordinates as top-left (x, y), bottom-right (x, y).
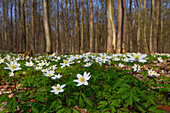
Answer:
top-left (78, 55), bottom-right (80, 58)
top-left (10, 64), bottom-right (16, 69)
top-left (101, 56), bottom-right (105, 59)
top-left (133, 55), bottom-right (140, 59)
top-left (56, 86), bottom-right (60, 90)
top-left (47, 73), bottom-right (52, 76)
top-left (64, 60), bottom-right (68, 64)
top-left (154, 72), bottom-right (157, 75)
top-left (80, 77), bottom-right (85, 82)
top-left (150, 71), bottom-right (152, 74)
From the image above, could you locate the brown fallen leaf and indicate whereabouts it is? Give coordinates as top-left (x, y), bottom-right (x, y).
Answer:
top-left (73, 106), bottom-right (87, 113)
top-left (8, 93), bottom-right (14, 98)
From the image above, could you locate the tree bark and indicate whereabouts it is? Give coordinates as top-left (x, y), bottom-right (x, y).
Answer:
top-left (107, 0), bottom-right (113, 52)
top-left (137, 0), bottom-right (141, 53)
top-left (89, 0), bottom-right (94, 52)
top-left (43, 0), bottom-right (52, 53)
top-left (150, 0), bottom-right (154, 54)
top-left (143, 0), bottom-right (149, 54)
top-left (80, 0), bottom-right (84, 53)
top-left (56, 0), bottom-right (59, 53)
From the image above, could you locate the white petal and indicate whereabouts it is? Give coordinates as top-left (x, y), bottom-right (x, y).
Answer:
top-left (84, 82), bottom-right (88, 85)
top-left (77, 74), bottom-right (82, 79)
top-left (73, 80), bottom-right (79, 83)
top-left (61, 84), bottom-right (65, 89)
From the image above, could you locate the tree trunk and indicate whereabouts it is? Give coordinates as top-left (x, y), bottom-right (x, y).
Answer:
top-left (56, 0), bottom-right (59, 53)
top-left (150, 0), bottom-right (154, 54)
top-left (89, 0), bottom-right (94, 52)
top-left (43, 0), bottom-right (52, 53)
top-left (143, 0), bottom-right (149, 54)
top-left (10, 0), bottom-right (13, 52)
top-left (95, 0), bottom-right (99, 53)
top-left (31, 0), bottom-right (35, 52)
top-left (107, 0), bottom-right (113, 52)
top-left (3, 0), bottom-right (7, 51)
top-left (116, 0), bottom-right (123, 53)
top-left (137, 0), bottom-right (141, 53)
top-left (80, 0), bottom-right (84, 53)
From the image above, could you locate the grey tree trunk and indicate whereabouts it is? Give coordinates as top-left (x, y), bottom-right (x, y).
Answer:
top-left (43, 0), bottom-right (52, 53)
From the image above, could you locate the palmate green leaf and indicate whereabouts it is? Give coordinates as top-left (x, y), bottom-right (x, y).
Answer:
top-left (72, 108), bottom-right (80, 113)
top-left (0, 93), bottom-right (8, 103)
top-left (111, 99), bottom-right (121, 107)
top-left (31, 106), bottom-right (39, 113)
top-left (37, 87), bottom-right (47, 92)
top-left (97, 101), bottom-right (108, 109)
top-left (136, 105), bottom-right (146, 112)
top-left (117, 87), bottom-right (130, 94)
top-left (57, 107), bottom-right (66, 113)
top-left (148, 105), bottom-right (166, 113)
top-left (79, 95), bottom-right (85, 108)
top-left (81, 93), bottom-right (93, 107)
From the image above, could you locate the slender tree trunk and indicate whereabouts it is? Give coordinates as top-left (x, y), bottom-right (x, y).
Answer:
top-left (129, 0), bottom-right (133, 52)
top-left (74, 0), bottom-right (78, 53)
top-left (85, 0), bottom-right (89, 52)
top-left (150, 0), bottom-right (154, 54)
top-left (107, 0), bottom-right (113, 52)
top-left (31, 0), bottom-right (35, 52)
top-left (25, 0), bottom-right (29, 51)
top-left (117, 0), bottom-right (123, 53)
top-left (80, 0), bottom-right (84, 53)
top-left (123, 0), bottom-right (127, 53)
top-left (56, 0), bottom-right (59, 53)
top-left (155, 0), bottom-right (160, 53)
top-left (89, 0), bottom-right (94, 52)
top-left (14, 0), bottom-right (17, 52)
top-left (10, 0), bottom-right (13, 52)
top-left (95, 0), bottom-right (99, 53)
top-left (143, 0), bottom-right (149, 54)
top-left (137, 0), bottom-right (141, 53)
top-left (111, 0), bottom-right (116, 52)
top-left (3, 0), bottom-right (7, 51)
top-left (43, 0), bottom-right (52, 53)
top-left (160, 0), bottom-right (163, 53)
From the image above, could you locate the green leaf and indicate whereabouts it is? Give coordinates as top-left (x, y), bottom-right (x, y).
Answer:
top-left (11, 97), bottom-right (17, 113)
top-left (97, 101), bottom-right (108, 109)
top-left (136, 105), bottom-right (146, 112)
top-left (57, 108), bottom-right (66, 113)
top-left (31, 106), bottom-right (39, 113)
top-left (0, 94), bottom-right (8, 103)
top-left (148, 105), bottom-right (166, 113)
top-left (72, 108), bottom-right (80, 113)
top-left (79, 95), bottom-right (84, 108)
top-left (81, 93), bottom-right (93, 107)
top-left (37, 87), bottom-right (47, 92)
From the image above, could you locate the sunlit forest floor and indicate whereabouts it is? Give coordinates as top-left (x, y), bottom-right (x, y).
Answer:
top-left (0, 52), bottom-right (170, 112)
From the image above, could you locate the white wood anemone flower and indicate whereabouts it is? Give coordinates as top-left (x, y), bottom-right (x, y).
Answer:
top-left (132, 64), bottom-right (141, 72)
top-left (25, 61), bottom-right (34, 67)
top-left (4, 61), bottom-right (21, 72)
top-left (60, 59), bottom-right (73, 68)
top-left (50, 84), bottom-right (65, 95)
top-left (44, 70), bottom-right (55, 77)
top-left (73, 72), bottom-right (91, 86)
top-left (127, 53), bottom-right (147, 62)
top-left (84, 62), bottom-right (92, 67)
top-left (51, 74), bottom-right (62, 80)
top-left (0, 58), bottom-right (5, 64)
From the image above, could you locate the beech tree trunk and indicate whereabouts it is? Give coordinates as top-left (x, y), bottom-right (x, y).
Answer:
top-left (89, 0), bottom-right (94, 52)
top-left (43, 0), bottom-right (52, 53)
